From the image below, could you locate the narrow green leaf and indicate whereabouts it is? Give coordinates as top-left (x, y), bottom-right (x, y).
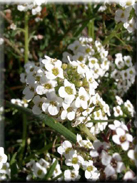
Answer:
top-left (51, 173), bottom-right (63, 181)
top-left (74, 20), bottom-right (90, 37)
top-left (44, 159), bottom-right (57, 180)
top-left (5, 101), bottom-right (76, 143)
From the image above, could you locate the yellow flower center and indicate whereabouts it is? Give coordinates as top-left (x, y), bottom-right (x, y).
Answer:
top-left (52, 67), bottom-right (59, 76)
top-left (65, 86), bottom-right (73, 95)
top-left (44, 83), bottom-right (52, 89)
top-left (72, 157), bottom-right (78, 164)
top-left (37, 169), bottom-right (43, 175)
top-left (65, 147), bottom-right (72, 154)
top-left (87, 166), bottom-right (93, 172)
top-left (120, 135), bottom-right (126, 142)
top-left (78, 56), bottom-right (84, 61)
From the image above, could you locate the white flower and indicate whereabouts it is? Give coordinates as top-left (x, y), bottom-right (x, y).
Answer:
top-left (127, 145), bottom-right (137, 166)
top-left (45, 61), bottom-right (64, 80)
top-left (32, 96), bottom-right (47, 115)
top-left (64, 169), bottom-right (80, 181)
top-left (0, 162), bottom-right (11, 178)
top-left (58, 79), bottom-right (76, 104)
top-left (0, 147), bottom-right (7, 169)
top-left (115, 55), bottom-right (125, 69)
top-left (113, 106), bottom-right (123, 117)
top-left (68, 40), bottom-right (83, 54)
top-left (32, 6), bottom-right (42, 15)
top-left (101, 150), bottom-right (125, 177)
top-left (115, 95), bottom-right (123, 105)
top-left (35, 79), bottom-right (57, 95)
top-left (17, 5), bottom-right (27, 11)
top-left (88, 57), bottom-right (98, 69)
top-left (74, 61), bottom-right (89, 76)
top-left (33, 162), bottom-right (47, 178)
top-left (123, 170), bottom-right (135, 181)
top-left (10, 23), bottom-right (17, 30)
top-left (108, 120), bottom-right (128, 131)
top-left (62, 52), bottom-right (72, 63)
top-left (23, 85), bottom-right (36, 100)
top-left (112, 127), bottom-right (133, 151)
top-left (75, 87), bottom-right (89, 109)
top-left (61, 103), bottom-right (76, 121)
top-left (119, 0), bottom-right (135, 8)
top-left (57, 140), bottom-right (73, 159)
top-left (124, 55), bottom-right (132, 67)
top-left (34, 0), bottom-right (47, 6)
top-left (124, 100), bottom-right (135, 117)
top-left (90, 140), bottom-right (109, 157)
top-left (72, 52), bottom-right (86, 63)
top-left (42, 91), bottom-right (62, 116)
top-left (38, 158), bottom-right (50, 169)
top-left (121, 70), bottom-right (130, 80)
top-left (83, 160), bottom-right (100, 180)
top-left (76, 134), bottom-right (93, 149)
top-left (52, 159), bottom-right (62, 179)
top-left (115, 8), bottom-right (130, 23)
top-left (65, 151), bottom-right (84, 170)
top-left (124, 18), bottom-right (135, 33)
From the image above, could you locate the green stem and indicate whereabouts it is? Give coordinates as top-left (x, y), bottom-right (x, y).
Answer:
top-left (88, 19), bottom-right (94, 40)
top-left (79, 123), bottom-right (97, 141)
top-left (103, 23), bottom-right (123, 45)
top-left (22, 114), bottom-right (27, 148)
top-left (88, 119), bottom-right (114, 123)
top-left (20, 12), bottom-right (29, 162)
top-left (24, 12), bottom-right (29, 63)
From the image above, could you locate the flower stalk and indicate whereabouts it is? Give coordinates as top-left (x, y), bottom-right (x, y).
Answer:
top-left (79, 123), bottom-right (97, 141)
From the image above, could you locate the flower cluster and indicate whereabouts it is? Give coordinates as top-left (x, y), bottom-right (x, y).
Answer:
top-left (11, 98), bottom-right (29, 108)
top-left (110, 53), bottom-right (136, 96)
top-left (57, 134), bottom-right (100, 181)
top-left (17, 0), bottom-right (47, 21)
top-left (25, 154), bottom-right (62, 181)
top-left (0, 147), bottom-right (10, 181)
top-left (62, 37), bottom-right (110, 80)
top-left (20, 40), bottom-right (111, 127)
top-left (115, 0), bottom-right (137, 33)
top-left (113, 96), bottom-right (135, 117)
top-left (56, 134), bottom-right (129, 181)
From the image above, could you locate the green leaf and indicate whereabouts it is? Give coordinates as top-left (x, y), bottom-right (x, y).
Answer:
top-left (44, 159), bottom-right (57, 180)
top-left (10, 152), bottom-right (18, 179)
top-left (5, 101), bottom-right (76, 143)
top-left (74, 20), bottom-right (90, 37)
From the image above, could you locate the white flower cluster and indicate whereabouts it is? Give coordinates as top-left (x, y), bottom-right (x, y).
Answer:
top-left (17, 0), bottom-right (47, 20)
top-left (57, 134), bottom-right (100, 181)
top-left (115, 0), bottom-right (137, 33)
top-left (26, 154), bottom-right (62, 181)
top-left (11, 98), bottom-right (29, 108)
top-left (111, 53), bottom-right (136, 96)
top-left (113, 96), bottom-right (135, 117)
top-left (20, 46), bottom-right (110, 127)
top-left (63, 37), bottom-right (110, 80)
top-left (0, 147), bottom-right (10, 181)
top-left (57, 133), bottom-right (129, 180)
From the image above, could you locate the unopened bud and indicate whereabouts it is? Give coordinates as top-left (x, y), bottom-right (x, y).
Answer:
top-left (62, 63), bottom-right (67, 70)
top-left (75, 81), bottom-right (83, 87)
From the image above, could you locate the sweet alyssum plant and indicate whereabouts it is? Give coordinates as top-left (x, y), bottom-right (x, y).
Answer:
top-left (11, 37), bottom-right (135, 181)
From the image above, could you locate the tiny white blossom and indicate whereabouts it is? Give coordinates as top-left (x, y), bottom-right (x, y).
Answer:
top-left (64, 169), bottom-right (80, 181)
top-left (112, 127), bottom-right (133, 151)
top-left (0, 147), bottom-right (7, 169)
